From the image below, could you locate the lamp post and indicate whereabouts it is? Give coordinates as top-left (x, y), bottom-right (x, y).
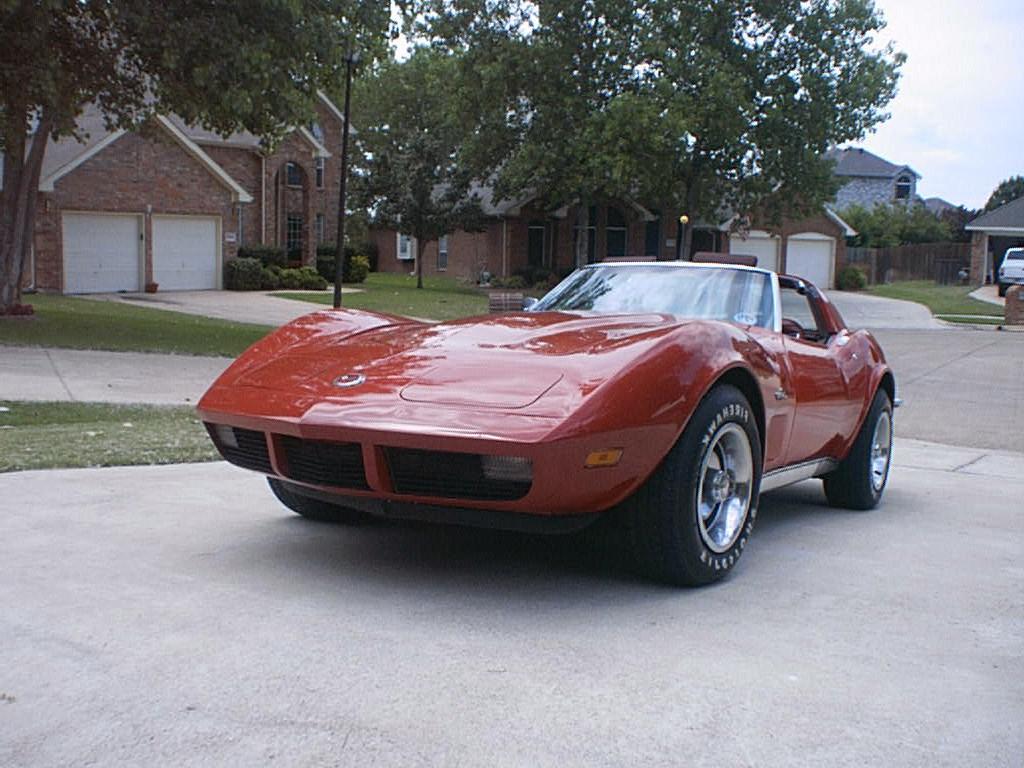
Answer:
top-left (677, 213), bottom-right (690, 261)
top-left (333, 50), bottom-right (360, 309)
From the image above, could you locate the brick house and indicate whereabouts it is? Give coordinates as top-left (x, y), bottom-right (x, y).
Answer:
top-left (372, 187), bottom-right (854, 289)
top-left (965, 195), bottom-right (1024, 285)
top-left (826, 146), bottom-right (921, 210)
top-left (5, 92), bottom-right (349, 293)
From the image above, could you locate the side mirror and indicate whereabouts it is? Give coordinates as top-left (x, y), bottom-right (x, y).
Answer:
top-left (521, 296), bottom-right (539, 311)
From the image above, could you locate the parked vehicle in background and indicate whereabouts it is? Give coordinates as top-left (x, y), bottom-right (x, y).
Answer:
top-left (998, 248), bottom-right (1024, 297)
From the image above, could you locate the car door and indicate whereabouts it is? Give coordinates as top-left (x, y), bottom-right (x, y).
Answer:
top-left (779, 286), bottom-right (850, 463)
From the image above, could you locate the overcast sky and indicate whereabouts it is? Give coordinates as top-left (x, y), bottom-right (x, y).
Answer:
top-left (864, 0), bottom-right (1024, 209)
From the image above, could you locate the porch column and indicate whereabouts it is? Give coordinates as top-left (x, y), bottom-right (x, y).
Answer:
top-left (969, 231), bottom-right (988, 285)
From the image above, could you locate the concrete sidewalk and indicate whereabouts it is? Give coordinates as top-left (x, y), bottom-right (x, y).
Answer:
top-left (0, 347), bottom-right (231, 405)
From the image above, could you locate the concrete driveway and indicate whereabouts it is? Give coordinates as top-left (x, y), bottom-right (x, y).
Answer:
top-left (827, 289), bottom-right (942, 330)
top-left (1, 438), bottom-right (1021, 768)
top-left (85, 289), bottom-right (353, 327)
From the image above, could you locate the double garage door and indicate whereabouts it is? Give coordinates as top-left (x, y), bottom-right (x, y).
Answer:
top-left (63, 213), bottom-right (220, 293)
top-left (728, 230), bottom-right (835, 289)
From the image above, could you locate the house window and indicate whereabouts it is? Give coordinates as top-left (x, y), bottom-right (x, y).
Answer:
top-left (286, 162), bottom-right (303, 187)
top-left (895, 174), bottom-right (912, 200)
top-left (315, 157), bottom-right (325, 189)
top-left (606, 207), bottom-right (627, 259)
top-left (309, 121), bottom-right (324, 142)
top-left (438, 236), bottom-right (449, 271)
top-left (286, 215), bottom-right (303, 258)
top-left (397, 233), bottom-right (415, 261)
top-left (315, 214), bottom-right (325, 244)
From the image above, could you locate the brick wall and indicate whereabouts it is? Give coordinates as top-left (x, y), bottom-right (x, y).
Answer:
top-left (834, 176), bottom-right (914, 210)
top-left (1005, 286), bottom-right (1024, 325)
top-left (34, 127), bottom-right (237, 292)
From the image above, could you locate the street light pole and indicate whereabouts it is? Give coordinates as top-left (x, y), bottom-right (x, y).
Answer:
top-left (333, 51), bottom-right (359, 309)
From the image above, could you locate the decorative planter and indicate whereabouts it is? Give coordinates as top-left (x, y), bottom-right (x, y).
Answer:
top-left (145, 282), bottom-right (159, 294)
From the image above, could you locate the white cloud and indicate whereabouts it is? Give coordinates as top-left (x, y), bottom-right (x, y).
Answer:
top-left (864, 0), bottom-right (1024, 208)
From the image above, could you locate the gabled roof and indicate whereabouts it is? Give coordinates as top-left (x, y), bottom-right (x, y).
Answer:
top-left (965, 196), bottom-right (1024, 233)
top-left (826, 147), bottom-right (920, 180)
top-left (923, 196), bottom-right (956, 215)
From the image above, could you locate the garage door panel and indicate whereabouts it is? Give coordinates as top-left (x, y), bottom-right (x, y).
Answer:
top-left (785, 235), bottom-right (834, 289)
top-left (729, 231), bottom-right (779, 273)
top-left (153, 216), bottom-right (219, 291)
top-left (63, 214), bottom-right (141, 294)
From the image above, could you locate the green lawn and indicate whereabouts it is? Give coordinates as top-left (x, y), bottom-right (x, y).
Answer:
top-left (278, 272), bottom-right (488, 320)
top-left (866, 281), bottom-right (1004, 325)
top-left (0, 294), bottom-right (274, 355)
top-left (0, 400), bottom-right (218, 472)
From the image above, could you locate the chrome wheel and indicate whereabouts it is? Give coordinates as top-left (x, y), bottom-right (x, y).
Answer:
top-left (697, 423), bottom-right (754, 553)
top-left (870, 410), bottom-right (892, 492)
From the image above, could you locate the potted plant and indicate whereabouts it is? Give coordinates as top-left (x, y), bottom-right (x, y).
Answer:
top-left (144, 282), bottom-right (159, 293)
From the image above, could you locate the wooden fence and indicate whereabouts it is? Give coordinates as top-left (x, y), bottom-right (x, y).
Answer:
top-left (846, 242), bottom-right (971, 285)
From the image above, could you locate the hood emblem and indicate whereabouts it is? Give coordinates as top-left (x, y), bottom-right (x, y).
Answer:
top-left (332, 373), bottom-right (366, 388)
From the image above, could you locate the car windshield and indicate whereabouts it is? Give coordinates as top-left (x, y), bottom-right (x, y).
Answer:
top-left (532, 264), bottom-right (775, 329)
top-left (1006, 250), bottom-right (1024, 261)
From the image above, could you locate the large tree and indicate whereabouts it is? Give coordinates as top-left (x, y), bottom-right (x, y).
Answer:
top-left (984, 176), bottom-right (1024, 212)
top-left (0, 0), bottom-right (388, 313)
top-left (351, 48), bottom-right (487, 288)
top-left (408, 0), bottom-right (904, 261)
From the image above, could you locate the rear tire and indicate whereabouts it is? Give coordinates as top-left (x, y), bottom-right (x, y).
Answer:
top-left (267, 478), bottom-right (371, 524)
top-left (616, 384), bottom-right (762, 586)
top-left (823, 389), bottom-right (893, 510)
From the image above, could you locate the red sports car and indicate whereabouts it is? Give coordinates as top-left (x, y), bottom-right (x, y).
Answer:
top-left (199, 261), bottom-right (896, 585)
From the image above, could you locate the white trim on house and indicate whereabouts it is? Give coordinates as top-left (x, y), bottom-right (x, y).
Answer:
top-left (154, 116), bottom-right (253, 203)
top-left (296, 126), bottom-right (332, 158)
top-left (39, 130), bottom-right (128, 191)
top-left (824, 207), bottom-right (857, 237)
top-left (317, 90), bottom-right (357, 135)
top-left (964, 225), bottom-right (1024, 234)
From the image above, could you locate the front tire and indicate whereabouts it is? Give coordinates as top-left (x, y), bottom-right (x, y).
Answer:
top-left (267, 478), bottom-right (371, 524)
top-left (618, 384), bottom-right (762, 586)
top-left (823, 389), bottom-right (893, 510)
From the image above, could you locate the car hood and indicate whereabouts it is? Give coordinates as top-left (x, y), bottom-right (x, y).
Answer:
top-left (233, 311), bottom-right (691, 413)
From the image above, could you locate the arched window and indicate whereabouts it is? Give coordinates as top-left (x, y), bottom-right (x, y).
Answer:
top-left (309, 121), bottom-right (324, 142)
top-left (895, 174), bottom-right (912, 200)
top-left (286, 162), bottom-right (303, 187)
top-left (606, 207), bottom-right (627, 258)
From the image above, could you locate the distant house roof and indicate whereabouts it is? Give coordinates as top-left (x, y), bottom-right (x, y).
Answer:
top-left (826, 147), bottom-right (920, 180)
top-left (923, 197), bottom-right (956, 215)
top-left (965, 196), bottom-right (1024, 233)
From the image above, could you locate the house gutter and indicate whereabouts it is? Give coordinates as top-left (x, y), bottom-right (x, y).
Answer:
top-left (502, 219), bottom-right (509, 277)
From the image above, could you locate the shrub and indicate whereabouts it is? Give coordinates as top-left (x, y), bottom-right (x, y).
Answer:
top-left (513, 265), bottom-right (553, 286)
top-left (492, 275), bottom-right (526, 290)
top-left (224, 257), bottom-right (263, 290)
top-left (278, 266), bottom-right (327, 290)
top-left (347, 253), bottom-right (370, 284)
top-left (260, 266), bottom-right (282, 291)
top-left (315, 245), bottom-right (370, 283)
top-left (238, 245), bottom-right (286, 268)
top-left (837, 265), bottom-right (868, 291)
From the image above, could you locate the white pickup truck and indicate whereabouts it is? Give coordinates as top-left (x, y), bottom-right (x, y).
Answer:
top-left (998, 247), bottom-right (1024, 297)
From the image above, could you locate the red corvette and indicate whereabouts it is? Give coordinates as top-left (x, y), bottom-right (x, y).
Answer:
top-left (199, 262), bottom-right (896, 585)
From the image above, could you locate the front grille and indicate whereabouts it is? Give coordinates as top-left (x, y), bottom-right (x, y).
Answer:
top-left (385, 448), bottom-right (532, 501)
top-left (206, 424), bottom-right (273, 474)
top-left (279, 437), bottom-right (369, 490)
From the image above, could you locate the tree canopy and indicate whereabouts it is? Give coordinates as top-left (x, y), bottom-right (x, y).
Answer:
top-left (0, 0), bottom-right (389, 311)
top-left (840, 203), bottom-right (951, 248)
top-left (351, 48), bottom-right (488, 288)
top-left (984, 176), bottom-right (1024, 212)
top-left (404, 0), bottom-right (905, 261)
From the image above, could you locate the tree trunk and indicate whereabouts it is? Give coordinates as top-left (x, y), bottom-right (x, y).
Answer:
top-left (574, 199), bottom-right (590, 268)
top-left (1, 110), bottom-right (50, 313)
top-left (416, 236), bottom-right (431, 289)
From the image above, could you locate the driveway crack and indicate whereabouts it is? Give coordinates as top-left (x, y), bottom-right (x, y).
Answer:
top-left (44, 350), bottom-right (76, 401)
top-left (951, 454), bottom-right (988, 473)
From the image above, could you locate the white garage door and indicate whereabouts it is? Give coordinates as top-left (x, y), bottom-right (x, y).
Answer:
top-left (785, 233), bottom-right (835, 289)
top-left (153, 216), bottom-right (220, 290)
top-left (728, 230), bottom-right (779, 272)
top-left (63, 213), bottom-right (141, 294)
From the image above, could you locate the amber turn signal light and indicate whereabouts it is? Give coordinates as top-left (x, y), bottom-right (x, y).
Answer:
top-left (585, 449), bottom-right (623, 468)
